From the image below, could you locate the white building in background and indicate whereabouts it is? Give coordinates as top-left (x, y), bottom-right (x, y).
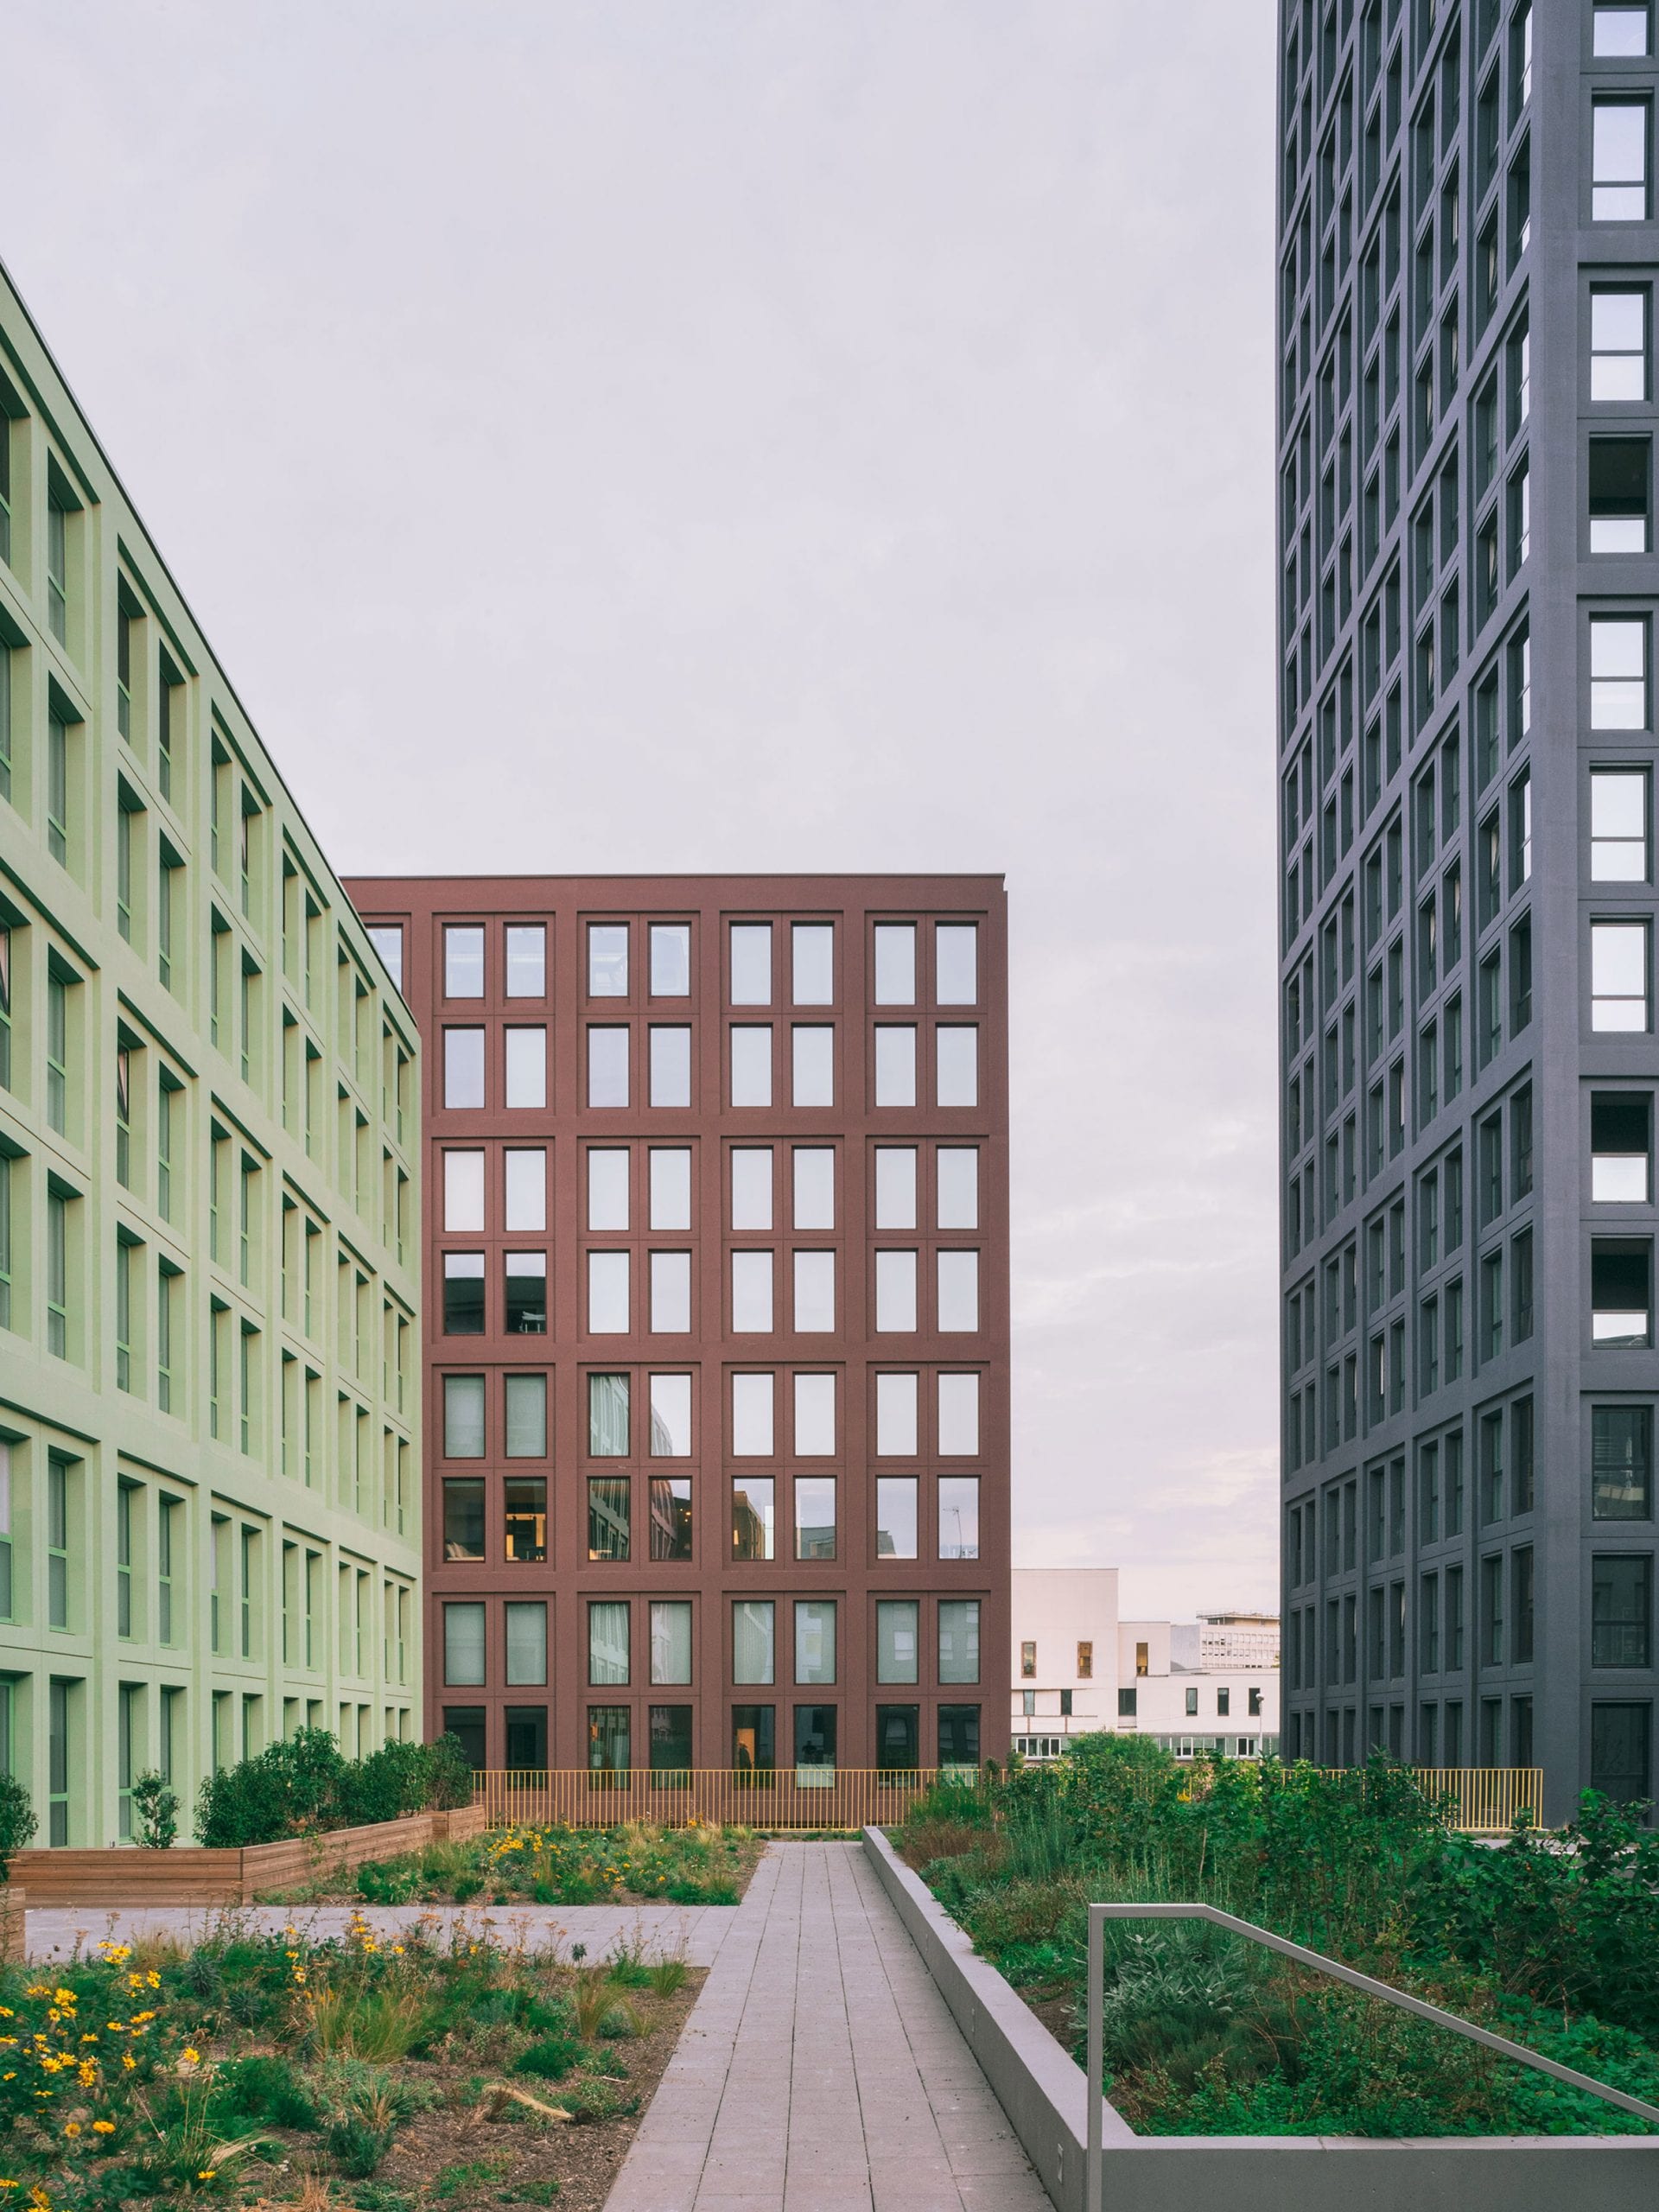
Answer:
top-left (1010, 1569), bottom-right (1281, 1763)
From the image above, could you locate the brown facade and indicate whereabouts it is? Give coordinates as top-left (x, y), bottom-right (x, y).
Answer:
top-left (340, 874), bottom-right (1010, 1777)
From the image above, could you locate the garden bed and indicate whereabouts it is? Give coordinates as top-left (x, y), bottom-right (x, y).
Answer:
top-left (0, 1904), bottom-right (701, 2209)
top-left (259, 1818), bottom-right (763, 1909)
top-left (895, 1741), bottom-right (1659, 2139)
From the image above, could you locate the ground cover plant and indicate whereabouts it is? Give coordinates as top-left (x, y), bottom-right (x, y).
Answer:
top-left (262, 1818), bottom-right (760, 1910)
top-left (897, 1737), bottom-right (1659, 2137)
top-left (0, 1906), bottom-right (699, 2209)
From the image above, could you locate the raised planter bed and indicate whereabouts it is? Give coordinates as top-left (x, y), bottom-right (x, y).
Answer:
top-left (12, 1804), bottom-right (486, 1907)
top-left (0, 1886), bottom-right (22, 1961)
top-left (861, 1825), bottom-right (1659, 2212)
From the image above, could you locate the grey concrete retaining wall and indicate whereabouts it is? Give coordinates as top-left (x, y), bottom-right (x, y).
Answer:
top-left (861, 1824), bottom-right (1659, 2212)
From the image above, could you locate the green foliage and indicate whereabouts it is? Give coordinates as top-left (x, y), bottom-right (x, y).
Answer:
top-left (0, 1768), bottom-right (37, 1881)
top-left (901, 1740), bottom-right (1659, 2138)
top-left (515, 2031), bottom-right (588, 2082)
top-left (131, 1769), bottom-right (180, 1850)
top-left (433, 2156), bottom-right (512, 2199)
top-left (194, 1726), bottom-right (476, 1847)
top-left (211, 2050), bottom-right (322, 2131)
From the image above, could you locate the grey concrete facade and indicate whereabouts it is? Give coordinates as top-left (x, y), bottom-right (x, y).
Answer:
top-left (1278, 0), bottom-right (1658, 1822)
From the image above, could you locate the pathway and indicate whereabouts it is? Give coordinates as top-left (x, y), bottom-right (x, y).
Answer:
top-left (606, 1840), bottom-right (1048, 2212)
top-left (23, 1898), bottom-right (733, 1966)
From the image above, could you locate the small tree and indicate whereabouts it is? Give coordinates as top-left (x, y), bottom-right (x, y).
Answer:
top-left (130, 1772), bottom-right (179, 1850)
top-left (0, 1772), bottom-right (37, 1884)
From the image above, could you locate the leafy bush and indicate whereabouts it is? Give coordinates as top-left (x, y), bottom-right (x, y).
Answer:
top-left (131, 1770), bottom-right (180, 1850)
top-left (0, 1770), bottom-right (37, 1881)
top-left (195, 1726), bottom-right (475, 1847)
top-left (515, 2031), bottom-right (588, 2082)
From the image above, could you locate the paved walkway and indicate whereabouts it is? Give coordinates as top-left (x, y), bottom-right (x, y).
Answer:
top-left (607, 1840), bottom-right (1048, 2212)
top-left (24, 1899), bottom-right (733, 1966)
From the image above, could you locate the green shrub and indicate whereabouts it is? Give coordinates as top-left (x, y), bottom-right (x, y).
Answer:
top-left (196, 1726), bottom-right (476, 1847)
top-left (515, 2032), bottom-right (588, 2082)
top-left (130, 1770), bottom-right (180, 1850)
top-left (212, 2051), bottom-right (321, 2132)
top-left (0, 1770), bottom-right (37, 1882)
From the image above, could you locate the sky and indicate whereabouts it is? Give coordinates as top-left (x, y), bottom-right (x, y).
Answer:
top-left (4, 0), bottom-right (1281, 1618)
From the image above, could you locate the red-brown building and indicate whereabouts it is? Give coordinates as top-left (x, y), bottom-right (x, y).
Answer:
top-left (341, 874), bottom-right (1009, 1779)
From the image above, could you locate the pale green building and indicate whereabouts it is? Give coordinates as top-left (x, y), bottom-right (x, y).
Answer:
top-left (0, 259), bottom-right (422, 1846)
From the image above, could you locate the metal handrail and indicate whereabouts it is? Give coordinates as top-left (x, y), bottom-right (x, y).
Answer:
top-left (1084, 1901), bottom-right (1659, 2205)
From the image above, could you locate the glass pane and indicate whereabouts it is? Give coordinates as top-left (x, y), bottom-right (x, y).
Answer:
top-left (873, 924), bottom-right (916, 1005)
top-left (794, 1476), bottom-right (836, 1560)
top-left (504, 1149), bottom-right (546, 1231)
top-left (875, 1371), bottom-right (918, 1454)
top-left (936, 923), bottom-right (977, 1003)
top-left (794, 1599), bottom-right (836, 1685)
top-left (732, 1250), bottom-right (774, 1332)
top-left (444, 1150), bottom-right (491, 1238)
top-left (443, 1253), bottom-right (485, 1334)
top-left (505, 1028), bottom-right (546, 1109)
top-left (792, 1147), bottom-right (835, 1229)
top-left (651, 1250), bottom-right (691, 1332)
top-left (875, 1250), bottom-right (918, 1332)
top-left (650, 923), bottom-right (690, 996)
top-left (443, 1376), bottom-right (485, 1457)
top-left (505, 1601), bottom-right (547, 1686)
top-left (504, 1477), bottom-right (547, 1560)
top-left (731, 1147), bottom-right (773, 1230)
top-left (732, 1478), bottom-right (775, 1560)
top-left (936, 1027), bottom-right (978, 1108)
top-left (588, 1373), bottom-right (630, 1456)
top-left (938, 1249), bottom-right (980, 1332)
top-left (875, 1477), bottom-right (918, 1559)
top-left (791, 922), bottom-right (834, 1005)
top-left (651, 1027), bottom-right (691, 1108)
top-left (588, 1476), bottom-right (631, 1560)
top-left (938, 1599), bottom-right (981, 1684)
top-left (793, 1371), bottom-right (836, 1454)
top-left (651, 1147), bottom-right (692, 1230)
top-left (730, 924), bottom-right (772, 1005)
top-left (588, 924), bottom-right (628, 996)
top-left (588, 1250), bottom-right (630, 1332)
top-left (732, 1371), bottom-right (775, 1455)
top-left (731, 1026), bottom-right (772, 1107)
top-left (443, 926), bottom-right (483, 998)
top-left (875, 1147), bottom-right (918, 1230)
top-left (442, 1602), bottom-right (486, 1686)
top-left (588, 1027), bottom-right (630, 1107)
top-left (876, 1600), bottom-right (919, 1683)
top-left (505, 925), bottom-right (545, 997)
top-left (733, 1599), bottom-right (776, 1683)
top-left (874, 1026), bottom-right (917, 1107)
top-left (791, 1026), bottom-right (834, 1107)
top-left (505, 1373), bottom-right (547, 1456)
top-left (649, 1372), bottom-right (693, 1454)
top-left (938, 1475), bottom-right (981, 1560)
top-left (650, 1478), bottom-right (693, 1560)
top-left (442, 1478), bottom-right (485, 1560)
top-left (651, 1601), bottom-right (693, 1684)
top-left (444, 1029), bottom-right (485, 1109)
top-left (588, 1148), bottom-right (630, 1231)
top-left (588, 1600), bottom-right (631, 1685)
top-left (793, 1250), bottom-right (835, 1332)
top-left (937, 1147), bottom-right (979, 1229)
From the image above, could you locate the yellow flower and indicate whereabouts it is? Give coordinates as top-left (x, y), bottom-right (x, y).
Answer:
top-left (63, 2121), bottom-right (80, 2136)
top-left (198, 2170), bottom-right (216, 2181)
top-left (92, 2120), bottom-right (115, 2135)
top-left (182, 2048), bottom-right (201, 2066)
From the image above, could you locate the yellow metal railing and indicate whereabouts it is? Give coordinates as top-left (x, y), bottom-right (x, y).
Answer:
top-left (471, 1766), bottom-right (957, 1832)
top-left (1313, 1766), bottom-right (1544, 1833)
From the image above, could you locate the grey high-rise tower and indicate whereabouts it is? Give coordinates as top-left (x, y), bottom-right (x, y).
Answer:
top-left (1278, 0), bottom-right (1657, 1823)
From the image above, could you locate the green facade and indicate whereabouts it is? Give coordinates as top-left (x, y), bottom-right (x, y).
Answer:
top-left (0, 261), bottom-right (422, 1846)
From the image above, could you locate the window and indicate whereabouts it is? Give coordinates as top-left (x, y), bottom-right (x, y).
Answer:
top-left (938, 1148), bottom-right (979, 1229)
top-left (47, 969), bottom-right (69, 1134)
top-left (1592, 1238), bottom-right (1652, 1345)
top-left (730, 923), bottom-right (772, 1005)
top-left (442, 1153), bottom-right (485, 1232)
top-left (505, 1027), bottom-right (547, 1109)
top-left (937, 1249), bottom-right (979, 1332)
top-left (936, 1027), bottom-right (978, 1107)
top-left (505, 1149), bottom-right (545, 1230)
top-left (505, 1475), bottom-right (547, 1560)
top-left (791, 1026), bottom-right (834, 1107)
top-left (588, 924), bottom-right (628, 996)
top-left (1592, 767), bottom-right (1649, 880)
top-left (730, 1147), bottom-right (772, 1231)
top-left (793, 1476), bottom-right (836, 1560)
top-left (505, 925), bottom-right (544, 997)
top-left (1077, 1640), bottom-right (1093, 1679)
top-left (873, 924), bottom-right (916, 1005)
top-left (1592, 616), bottom-right (1646, 727)
top-left (875, 1147), bottom-right (917, 1230)
top-left (733, 1599), bottom-right (776, 1684)
top-left (1593, 1405), bottom-right (1654, 1518)
top-left (1591, 439), bottom-right (1650, 552)
top-left (1592, 1556), bottom-right (1652, 1666)
top-left (1593, 99), bottom-right (1649, 220)
top-left (650, 923), bottom-right (690, 997)
top-left (1593, 1092), bottom-right (1651, 1201)
top-left (792, 1250), bottom-right (835, 1332)
top-left (874, 1026), bottom-right (917, 1107)
top-left (505, 1251), bottom-right (546, 1334)
top-left (731, 1477), bottom-right (774, 1560)
top-left (875, 1371), bottom-right (918, 1454)
top-left (587, 1147), bottom-right (630, 1232)
top-left (47, 708), bottom-right (70, 865)
top-left (791, 922), bottom-right (833, 1005)
top-left (47, 1185), bottom-right (70, 1357)
top-left (652, 1250), bottom-right (691, 1332)
top-left (875, 1250), bottom-right (918, 1332)
top-left (732, 1371), bottom-right (775, 1455)
top-left (587, 1027), bottom-right (629, 1108)
top-left (588, 1600), bottom-right (631, 1685)
top-left (730, 1026), bottom-right (772, 1108)
top-left (938, 1372), bottom-right (981, 1454)
top-left (505, 1372), bottom-right (546, 1457)
top-left (937, 924), bottom-right (978, 1003)
top-left (650, 1601), bottom-right (693, 1685)
top-left (46, 488), bottom-right (69, 645)
top-left (442, 1602), bottom-right (486, 1687)
top-left (1593, 919), bottom-right (1649, 1029)
top-left (1592, 289), bottom-right (1648, 401)
top-left (443, 1253), bottom-right (484, 1334)
top-left (442, 1376), bottom-right (486, 1456)
top-left (443, 1028), bottom-right (485, 1109)
top-left (650, 1371), bottom-right (692, 1454)
top-left (1598, 3), bottom-right (1653, 56)
top-left (648, 1026), bottom-right (692, 1110)
top-left (588, 1371), bottom-right (630, 1455)
top-left (938, 1476), bottom-right (980, 1559)
top-left (794, 1599), bottom-right (836, 1685)
top-left (876, 1477), bottom-right (918, 1559)
top-left (794, 1370), bottom-right (836, 1454)
top-left (443, 926), bottom-right (483, 998)
top-left (505, 1601), bottom-right (548, 1686)
top-left (588, 1475), bottom-right (630, 1560)
top-left (442, 1478), bottom-right (485, 1560)
top-left (731, 1250), bottom-right (774, 1332)
top-left (366, 926), bottom-right (404, 991)
top-left (792, 1147), bottom-right (835, 1230)
top-left (588, 1249), bottom-right (630, 1332)
top-left (939, 1600), bottom-right (980, 1684)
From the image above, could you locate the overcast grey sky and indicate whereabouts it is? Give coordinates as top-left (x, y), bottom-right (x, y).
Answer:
top-left (6, 0), bottom-right (1280, 1616)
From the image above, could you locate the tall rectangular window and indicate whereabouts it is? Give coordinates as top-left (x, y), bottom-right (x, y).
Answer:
top-left (1592, 1555), bottom-right (1651, 1667)
top-left (1593, 1405), bottom-right (1654, 1518)
top-left (48, 1459), bottom-right (69, 1628)
top-left (443, 925), bottom-right (484, 997)
top-left (649, 922), bottom-right (690, 996)
top-left (1592, 288), bottom-right (1648, 401)
top-left (1592, 767), bottom-right (1649, 880)
top-left (1592, 616), bottom-right (1647, 727)
top-left (1592, 919), bottom-right (1650, 1029)
top-left (47, 711), bottom-right (69, 865)
top-left (1593, 99), bottom-right (1650, 220)
top-left (505, 924), bottom-right (545, 997)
